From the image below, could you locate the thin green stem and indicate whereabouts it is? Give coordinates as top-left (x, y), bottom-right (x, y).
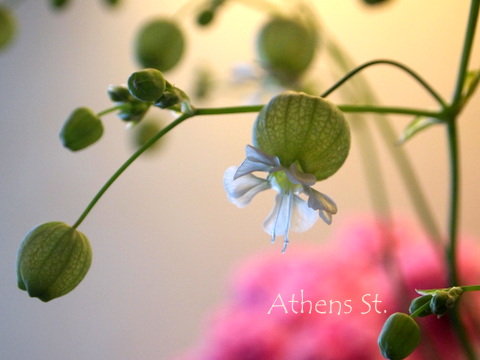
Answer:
top-left (72, 112), bottom-right (192, 229)
top-left (195, 104), bottom-right (264, 115)
top-left (96, 104), bottom-right (126, 117)
top-left (462, 285), bottom-right (480, 292)
top-left (321, 59), bottom-right (448, 109)
top-left (451, 0), bottom-right (480, 110)
top-left (446, 120), bottom-right (460, 287)
top-left (338, 104), bottom-right (442, 119)
top-left (71, 104), bottom-right (263, 229)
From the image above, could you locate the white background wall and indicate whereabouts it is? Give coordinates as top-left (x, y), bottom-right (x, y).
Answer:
top-left (0, 0), bottom-right (479, 359)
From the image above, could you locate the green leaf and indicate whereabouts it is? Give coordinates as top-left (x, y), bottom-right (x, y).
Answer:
top-left (398, 116), bottom-right (441, 145)
top-left (60, 107), bottom-right (104, 151)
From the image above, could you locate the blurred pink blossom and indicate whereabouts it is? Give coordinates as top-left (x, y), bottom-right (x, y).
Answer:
top-left (174, 216), bottom-right (480, 360)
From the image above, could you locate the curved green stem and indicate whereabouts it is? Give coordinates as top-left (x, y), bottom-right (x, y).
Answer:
top-left (72, 104), bottom-right (264, 229)
top-left (321, 59), bottom-right (448, 109)
top-left (72, 112), bottom-right (192, 229)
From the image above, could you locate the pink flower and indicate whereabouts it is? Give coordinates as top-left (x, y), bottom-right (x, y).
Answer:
top-left (174, 216), bottom-right (480, 360)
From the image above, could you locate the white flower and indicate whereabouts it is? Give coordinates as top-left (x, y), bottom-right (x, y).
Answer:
top-left (224, 145), bottom-right (337, 252)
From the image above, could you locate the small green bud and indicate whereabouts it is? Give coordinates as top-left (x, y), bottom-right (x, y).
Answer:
top-left (197, 10), bottom-right (215, 26)
top-left (60, 107), bottom-right (104, 151)
top-left (117, 102), bottom-right (150, 122)
top-left (128, 68), bottom-right (166, 102)
top-left (430, 288), bottom-right (463, 317)
top-left (256, 17), bottom-right (317, 84)
top-left (134, 18), bottom-right (185, 72)
top-left (16, 222), bottom-right (92, 302)
top-left (378, 312), bottom-right (421, 360)
top-left (409, 295), bottom-right (433, 317)
top-left (107, 84), bottom-right (135, 103)
top-left (253, 91), bottom-right (350, 181)
top-left (0, 6), bottom-right (16, 51)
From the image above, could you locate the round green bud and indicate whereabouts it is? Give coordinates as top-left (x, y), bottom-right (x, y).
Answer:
top-left (128, 68), bottom-right (166, 102)
top-left (0, 6), bottom-right (16, 51)
top-left (16, 222), bottom-right (92, 302)
top-left (134, 18), bottom-right (185, 72)
top-left (60, 107), bottom-right (104, 151)
top-left (197, 10), bottom-right (215, 26)
top-left (107, 84), bottom-right (134, 103)
top-left (256, 17), bottom-right (317, 83)
top-left (408, 295), bottom-right (433, 317)
top-left (117, 102), bottom-right (150, 122)
top-left (378, 312), bottom-right (421, 360)
top-left (253, 91), bottom-right (350, 181)
top-left (430, 290), bottom-right (456, 317)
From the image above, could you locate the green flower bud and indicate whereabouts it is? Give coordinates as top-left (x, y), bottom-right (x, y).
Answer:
top-left (378, 313), bottom-right (421, 360)
top-left (134, 18), bottom-right (185, 72)
top-left (430, 288), bottom-right (462, 317)
top-left (409, 295), bottom-right (433, 317)
top-left (16, 222), bottom-right (92, 302)
top-left (253, 91), bottom-right (350, 181)
top-left (197, 10), bottom-right (215, 26)
top-left (60, 107), bottom-right (104, 151)
top-left (0, 6), bottom-right (16, 51)
top-left (128, 68), bottom-right (166, 102)
top-left (117, 102), bottom-right (150, 122)
top-left (107, 84), bottom-right (135, 103)
top-left (256, 17), bottom-right (317, 84)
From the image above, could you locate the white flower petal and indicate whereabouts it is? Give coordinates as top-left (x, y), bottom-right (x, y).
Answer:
top-left (286, 162), bottom-right (316, 186)
top-left (263, 193), bottom-right (290, 238)
top-left (234, 145), bottom-right (281, 179)
top-left (306, 188), bottom-right (338, 225)
top-left (224, 166), bottom-right (271, 207)
top-left (289, 195), bottom-right (319, 232)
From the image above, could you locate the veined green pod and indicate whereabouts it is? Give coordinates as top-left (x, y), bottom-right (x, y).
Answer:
top-left (134, 18), bottom-right (185, 72)
top-left (0, 6), bottom-right (16, 51)
top-left (60, 107), bottom-right (104, 151)
top-left (16, 222), bottom-right (92, 302)
top-left (128, 68), bottom-right (166, 102)
top-left (256, 17), bottom-right (317, 83)
top-left (378, 312), bottom-right (421, 360)
top-left (253, 91), bottom-right (350, 181)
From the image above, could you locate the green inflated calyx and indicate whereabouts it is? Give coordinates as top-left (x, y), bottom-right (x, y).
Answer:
top-left (16, 222), bottom-right (92, 302)
top-left (135, 18), bottom-right (185, 72)
top-left (256, 17), bottom-right (317, 84)
top-left (378, 313), bottom-right (421, 360)
top-left (253, 91), bottom-right (350, 181)
top-left (60, 107), bottom-right (104, 151)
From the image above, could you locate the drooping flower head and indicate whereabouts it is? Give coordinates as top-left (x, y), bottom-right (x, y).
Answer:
top-left (224, 91), bottom-right (350, 251)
